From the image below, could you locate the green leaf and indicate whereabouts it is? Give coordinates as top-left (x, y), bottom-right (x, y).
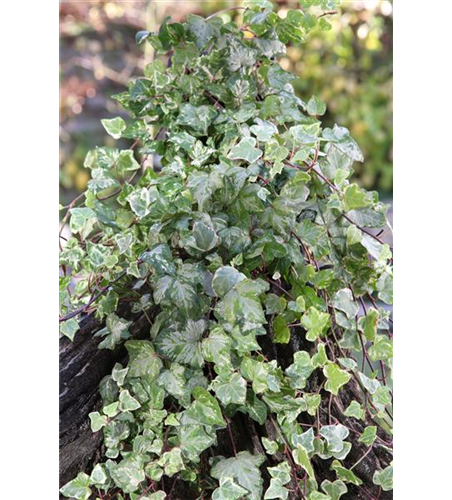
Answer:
top-left (368, 334), bottom-right (393, 362)
top-left (332, 289), bottom-right (358, 319)
top-left (60, 318), bottom-right (80, 341)
top-left (323, 363), bottom-right (351, 395)
top-left (69, 207), bottom-right (96, 238)
top-left (89, 411), bottom-right (108, 432)
top-left (101, 117), bottom-right (126, 139)
top-left (286, 351), bottom-right (314, 389)
top-left (250, 119), bottom-right (278, 142)
top-left (361, 308), bottom-right (379, 341)
top-left (330, 460), bottom-right (362, 486)
top-left (110, 454), bottom-right (145, 493)
top-left (178, 424), bottom-right (216, 462)
top-left (293, 444), bottom-right (315, 480)
top-left (158, 447), bottom-right (185, 477)
top-left (312, 343), bottom-right (328, 368)
top-left (211, 372), bottom-right (247, 405)
top-left (182, 387), bottom-right (225, 427)
top-left (119, 389), bottom-right (141, 411)
top-left (273, 315), bottom-right (290, 344)
top-left (265, 293), bottom-right (287, 315)
top-left (60, 472), bottom-right (92, 500)
top-left (117, 150), bottom-right (140, 174)
top-left (267, 461), bottom-right (291, 484)
top-left (155, 319), bottom-right (205, 368)
top-left (211, 451), bottom-right (265, 500)
top-left (142, 243), bottom-right (176, 276)
top-left (212, 477), bottom-right (249, 500)
top-left (212, 266), bottom-right (246, 298)
top-left (264, 478), bottom-right (289, 499)
top-left (358, 426), bottom-right (377, 446)
top-left (95, 314), bottom-right (132, 350)
top-left (323, 125), bottom-right (364, 162)
top-left (262, 437), bottom-right (279, 455)
top-left (126, 340), bottom-right (163, 379)
top-left (373, 465), bottom-right (393, 491)
top-left (321, 480), bottom-right (348, 500)
top-left (90, 464), bottom-right (108, 486)
top-left (186, 14), bottom-right (216, 50)
top-left (343, 184), bottom-right (371, 211)
top-left (228, 137), bottom-right (263, 164)
top-left (358, 372), bottom-right (380, 395)
top-left (301, 307), bottom-right (330, 341)
top-left (343, 401), bottom-right (365, 420)
top-left (193, 220), bottom-right (219, 251)
top-left (319, 424), bottom-right (349, 453)
top-left (306, 95), bottom-right (326, 116)
top-left (346, 224), bottom-right (362, 245)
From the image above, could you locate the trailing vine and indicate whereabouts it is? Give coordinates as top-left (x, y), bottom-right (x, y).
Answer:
top-left (59, 1), bottom-right (393, 499)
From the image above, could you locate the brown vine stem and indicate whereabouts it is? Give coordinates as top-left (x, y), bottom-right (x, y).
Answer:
top-left (224, 416), bottom-right (237, 457)
top-left (350, 444), bottom-right (374, 470)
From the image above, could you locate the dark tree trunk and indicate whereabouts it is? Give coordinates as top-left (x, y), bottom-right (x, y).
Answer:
top-left (59, 310), bottom-right (151, 488)
top-left (60, 307), bottom-right (392, 499)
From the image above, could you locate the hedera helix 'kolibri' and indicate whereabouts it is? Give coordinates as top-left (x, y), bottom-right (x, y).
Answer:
top-left (59, 1), bottom-right (393, 499)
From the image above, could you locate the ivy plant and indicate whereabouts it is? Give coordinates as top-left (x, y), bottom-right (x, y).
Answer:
top-left (60, 1), bottom-right (393, 499)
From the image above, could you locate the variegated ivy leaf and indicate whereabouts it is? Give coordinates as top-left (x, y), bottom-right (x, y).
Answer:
top-left (109, 454), bottom-right (146, 493)
top-left (285, 351), bottom-right (314, 389)
top-left (250, 118), bottom-right (278, 142)
top-left (320, 425), bottom-right (350, 454)
top-left (228, 137), bottom-right (263, 164)
top-left (262, 437), bottom-right (279, 455)
top-left (125, 340), bottom-right (163, 379)
top-left (264, 478), bottom-right (289, 499)
top-left (343, 401), bottom-right (365, 420)
top-left (178, 424), bottom-right (216, 462)
top-left (359, 426), bottom-right (377, 446)
top-left (155, 319), bottom-right (205, 368)
top-left (211, 372), bottom-right (247, 406)
top-left (372, 464), bottom-right (393, 491)
top-left (330, 460), bottom-right (363, 486)
top-left (212, 266), bottom-right (246, 298)
top-left (95, 314), bottom-right (132, 350)
top-left (212, 477), bottom-right (249, 500)
top-left (69, 207), bottom-right (97, 238)
top-left (267, 461), bottom-right (291, 485)
top-left (323, 363), bottom-right (351, 395)
top-left (119, 390), bottom-right (141, 412)
top-left (60, 317), bottom-right (79, 341)
top-left (101, 116), bottom-right (126, 139)
top-left (332, 289), bottom-right (358, 319)
top-left (60, 472), bottom-right (92, 500)
top-left (306, 95), bottom-right (326, 116)
top-left (211, 451), bottom-right (265, 500)
top-left (309, 493), bottom-right (330, 500)
top-left (181, 387), bottom-right (225, 427)
top-left (157, 447), bottom-right (186, 477)
top-left (293, 444), bottom-right (315, 480)
top-left (89, 411), bottom-right (108, 432)
top-left (301, 307), bottom-right (330, 341)
top-left (321, 479), bottom-right (348, 500)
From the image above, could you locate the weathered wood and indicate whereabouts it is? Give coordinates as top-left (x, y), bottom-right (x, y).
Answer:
top-left (59, 311), bottom-right (151, 488)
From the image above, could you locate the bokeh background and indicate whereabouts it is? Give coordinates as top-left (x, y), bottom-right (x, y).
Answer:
top-left (59, 0), bottom-right (393, 207)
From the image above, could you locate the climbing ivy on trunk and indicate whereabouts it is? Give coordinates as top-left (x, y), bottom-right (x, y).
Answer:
top-left (60, 1), bottom-right (393, 499)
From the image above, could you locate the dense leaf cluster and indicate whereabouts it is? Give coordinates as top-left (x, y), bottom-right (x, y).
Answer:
top-left (60, 1), bottom-right (393, 499)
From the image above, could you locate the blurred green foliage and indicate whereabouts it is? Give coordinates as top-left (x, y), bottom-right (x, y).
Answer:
top-left (59, 0), bottom-right (392, 205)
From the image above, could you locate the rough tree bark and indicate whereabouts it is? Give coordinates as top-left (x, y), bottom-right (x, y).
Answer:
top-left (60, 300), bottom-right (392, 499)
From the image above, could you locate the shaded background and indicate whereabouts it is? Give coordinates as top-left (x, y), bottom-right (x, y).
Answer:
top-left (59, 0), bottom-right (392, 207)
